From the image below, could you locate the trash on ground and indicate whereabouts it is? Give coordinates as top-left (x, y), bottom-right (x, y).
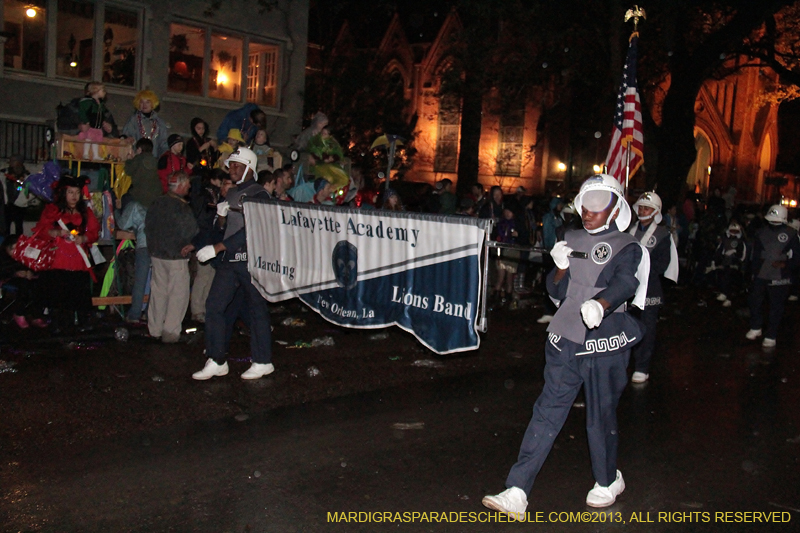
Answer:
top-left (287, 341), bottom-right (312, 349)
top-left (235, 413), bottom-right (250, 422)
top-left (412, 359), bottom-right (444, 368)
top-left (0, 360), bottom-right (18, 374)
top-left (388, 356), bottom-right (401, 361)
top-left (368, 332), bottom-right (389, 341)
top-left (787, 435), bottom-right (800, 444)
top-left (275, 340), bottom-right (288, 345)
top-left (392, 422), bottom-right (424, 430)
top-left (65, 342), bottom-right (101, 351)
top-left (281, 317), bottom-right (306, 327)
top-left (311, 336), bottom-right (335, 347)
top-left (114, 327), bottom-right (129, 342)
top-left (151, 375), bottom-right (164, 382)
top-left (306, 366), bottom-right (321, 377)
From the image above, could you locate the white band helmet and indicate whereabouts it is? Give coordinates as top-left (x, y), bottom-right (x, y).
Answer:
top-left (726, 222), bottom-right (742, 237)
top-left (764, 204), bottom-right (788, 225)
top-left (632, 191), bottom-right (663, 224)
top-left (573, 174), bottom-right (631, 234)
top-left (225, 147), bottom-right (258, 183)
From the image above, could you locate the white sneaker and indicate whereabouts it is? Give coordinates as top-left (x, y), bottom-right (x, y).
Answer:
top-left (586, 470), bottom-right (625, 508)
top-left (745, 329), bottom-right (762, 340)
top-left (722, 300), bottom-right (732, 307)
top-left (536, 314), bottom-right (553, 324)
top-left (192, 358), bottom-right (229, 381)
top-left (762, 338), bottom-right (776, 348)
top-left (716, 293), bottom-right (727, 301)
top-left (482, 487), bottom-right (528, 519)
top-left (241, 362), bottom-right (275, 380)
top-left (789, 295), bottom-right (798, 302)
top-left (631, 371), bottom-right (649, 384)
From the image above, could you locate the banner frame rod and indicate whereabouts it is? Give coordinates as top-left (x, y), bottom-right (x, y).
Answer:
top-left (477, 220), bottom-right (493, 333)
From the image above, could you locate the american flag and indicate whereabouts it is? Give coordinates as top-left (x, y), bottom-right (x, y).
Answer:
top-left (605, 33), bottom-right (643, 184)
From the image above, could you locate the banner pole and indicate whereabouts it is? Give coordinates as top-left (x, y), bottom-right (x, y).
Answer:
top-left (386, 140), bottom-right (396, 193)
top-left (478, 220), bottom-right (493, 333)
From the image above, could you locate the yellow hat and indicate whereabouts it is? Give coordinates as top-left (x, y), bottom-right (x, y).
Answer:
top-left (227, 129), bottom-right (245, 143)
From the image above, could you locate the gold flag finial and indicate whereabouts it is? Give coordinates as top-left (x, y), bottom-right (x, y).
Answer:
top-left (624, 5), bottom-right (646, 32)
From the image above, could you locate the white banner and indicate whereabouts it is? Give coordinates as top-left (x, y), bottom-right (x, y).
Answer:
top-left (244, 199), bottom-right (490, 354)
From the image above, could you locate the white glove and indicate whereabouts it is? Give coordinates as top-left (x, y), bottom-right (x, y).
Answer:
top-left (580, 299), bottom-right (604, 329)
top-left (216, 201), bottom-right (230, 217)
top-left (551, 241), bottom-right (573, 270)
top-left (196, 245), bottom-right (218, 263)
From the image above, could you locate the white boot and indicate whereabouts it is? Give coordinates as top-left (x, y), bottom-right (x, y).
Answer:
top-left (241, 362), bottom-right (275, 380)
top-left (482, 487), bottom-right (528, 519)
top-left (192, 358), bottom-right (229, 380)
top-left (745, 329), bottom-right (762, 340)
top-left (586, 470), bottom-right (625, 507)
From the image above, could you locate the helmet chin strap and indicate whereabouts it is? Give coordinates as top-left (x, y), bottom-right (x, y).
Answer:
top-left (638, 212), bottom-right (656, 222)
top-left (235, 168), bottom-right (251, 185)
top-left (586, 198), bottom-right (621, 234)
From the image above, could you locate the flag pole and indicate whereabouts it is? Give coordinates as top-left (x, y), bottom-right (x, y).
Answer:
top-left (623, 5), bottom-right (646, 198)
top-left (625, 139), bottom-right (631, 197)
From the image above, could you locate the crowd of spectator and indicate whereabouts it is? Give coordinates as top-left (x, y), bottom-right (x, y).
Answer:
top-left (1, 81), bottom-right (798, 366)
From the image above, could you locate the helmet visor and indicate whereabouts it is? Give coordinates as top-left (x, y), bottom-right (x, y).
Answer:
top-left (582, 190), bottom-right (613, 212)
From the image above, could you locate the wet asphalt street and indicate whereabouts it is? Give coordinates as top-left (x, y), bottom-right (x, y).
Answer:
top-left (1, 286), bottom-right (799, 532)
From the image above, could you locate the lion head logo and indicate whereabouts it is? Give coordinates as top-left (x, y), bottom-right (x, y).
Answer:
top-left (332, 241), bottom-right (358, 290)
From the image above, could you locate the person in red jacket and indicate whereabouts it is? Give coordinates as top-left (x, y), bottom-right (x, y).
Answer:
top-left (32, 175), bottom-right (99, 331)
top-left (157, 134), bottom-right (191, 192)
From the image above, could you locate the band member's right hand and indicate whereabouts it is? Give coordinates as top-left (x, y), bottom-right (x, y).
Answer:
top-left (551, 241), bottom-right (572, 270)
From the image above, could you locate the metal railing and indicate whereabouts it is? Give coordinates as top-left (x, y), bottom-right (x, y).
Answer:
top-left (0, 120), bottom-right (49, 163)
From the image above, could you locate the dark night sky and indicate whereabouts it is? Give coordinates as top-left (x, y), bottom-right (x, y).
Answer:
top-left (308, 0), bottom-right (453, 48)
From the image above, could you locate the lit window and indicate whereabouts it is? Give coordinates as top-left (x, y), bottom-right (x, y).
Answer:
top-left (168, 22), bottom-right (282, 104)
top-left (496, 107), bottom-right (524, 176)
top-left (168, 23), bottom-right (206, 96)
top-left (3, 0), bottom-right (47, 73)
top-left (209, 33), bottom-right (243, 101)
top-left (247, 42), bottom-right (279, 107)
top-left (434, 93), bottom-right (460, 173)
top-left (56, 0), bottom-right (94, 79)
top-left (103, 7), bottom-right (138, 86)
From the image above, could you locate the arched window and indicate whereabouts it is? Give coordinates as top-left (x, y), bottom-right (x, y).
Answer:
top-left (434, 93), bottom-right (461, 173)
top-left (496, 107), bottom-right (525, 176)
